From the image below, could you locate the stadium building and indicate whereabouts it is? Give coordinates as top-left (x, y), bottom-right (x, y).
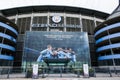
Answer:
top-left (0, 5), bottom-right (109, 68)
top-left (95, 3), bottom-right (120, 66)
top-left (0, 15), bottom-right (18, 67)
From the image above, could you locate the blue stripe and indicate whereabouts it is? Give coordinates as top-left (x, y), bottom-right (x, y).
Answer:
top-left (0, 22), bottom-right (18, 35)
top-left (0, 32), bottom-right (16, 43)
top-left (0, 43), bottom-right (15, 51)
top-left (97, 43), bottom-right (120, 52)
top-left (0, 55), bottom-right (14, 60)
top-left (98, 54), bottom-right (120, 60)
top-left (24, 47), bottom-right (39, 53)
top-left (96, 32), bottom-right (120, 44)
top-left (95, 22), bottom-right (120, 37)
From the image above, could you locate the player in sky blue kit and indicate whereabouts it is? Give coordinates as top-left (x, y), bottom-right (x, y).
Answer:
top-left (37, 45), bottom-right (53, 62)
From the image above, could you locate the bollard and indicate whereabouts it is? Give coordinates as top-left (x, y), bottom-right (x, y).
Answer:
top-left (60, 66), bottom-right (62, 77)
top-left (42, 67), bottom-right (45, 78)
top-left (93, 68), bottom-right (96, 77)
top-left (109, 67), bottom-right (112, 77)
top-left (7, 68), bottom-right (11, 78)
top-left (77, 70), bottom-right (80, 78)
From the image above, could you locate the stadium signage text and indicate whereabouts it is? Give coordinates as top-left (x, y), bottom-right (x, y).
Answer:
top-left (31, 24), bottom-right (81, 28)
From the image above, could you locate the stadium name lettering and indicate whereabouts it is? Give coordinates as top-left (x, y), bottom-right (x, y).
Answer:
top-left (31, 24), bottom-right (81, 28)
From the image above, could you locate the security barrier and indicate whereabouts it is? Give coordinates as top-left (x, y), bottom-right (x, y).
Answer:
top-left (0, 64), bottom-right (120, 79)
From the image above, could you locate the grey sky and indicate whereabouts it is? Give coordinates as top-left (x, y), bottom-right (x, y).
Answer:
top-left (0, 0), bottom-right (119, 13)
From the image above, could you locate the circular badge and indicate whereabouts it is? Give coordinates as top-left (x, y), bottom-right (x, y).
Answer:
top-left (52, 15), bottom-right (61, 23)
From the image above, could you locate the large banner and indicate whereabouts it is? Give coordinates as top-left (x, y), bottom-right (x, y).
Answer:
top-left (22, 31), bottom-right (90, 69)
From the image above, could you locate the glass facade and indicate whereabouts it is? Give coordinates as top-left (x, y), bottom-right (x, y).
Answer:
top-left (10, 13), bottom-right (101, 34)
top-left (22, 31), bottom-right (91, 70)
top-left (32, 16), bottom-right (47, 31)
top-left (66, 17), bottom-right (80, 25)
top-left (82, 19), bottom-right (95, 35)
top-left (17, 17), bottom-right (31, 34)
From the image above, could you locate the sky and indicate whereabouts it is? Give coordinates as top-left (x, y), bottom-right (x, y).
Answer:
top-left (0, 0), bottom-right (119, 14)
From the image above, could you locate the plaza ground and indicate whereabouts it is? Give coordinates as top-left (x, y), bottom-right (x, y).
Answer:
top-left (0, 73), bottom-right (120, 80)
top-left (1, 77), bottom-right (120, 80)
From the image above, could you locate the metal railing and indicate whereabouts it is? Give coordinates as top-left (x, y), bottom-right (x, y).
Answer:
top-left (0, 66), bottom-right (120, 79)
